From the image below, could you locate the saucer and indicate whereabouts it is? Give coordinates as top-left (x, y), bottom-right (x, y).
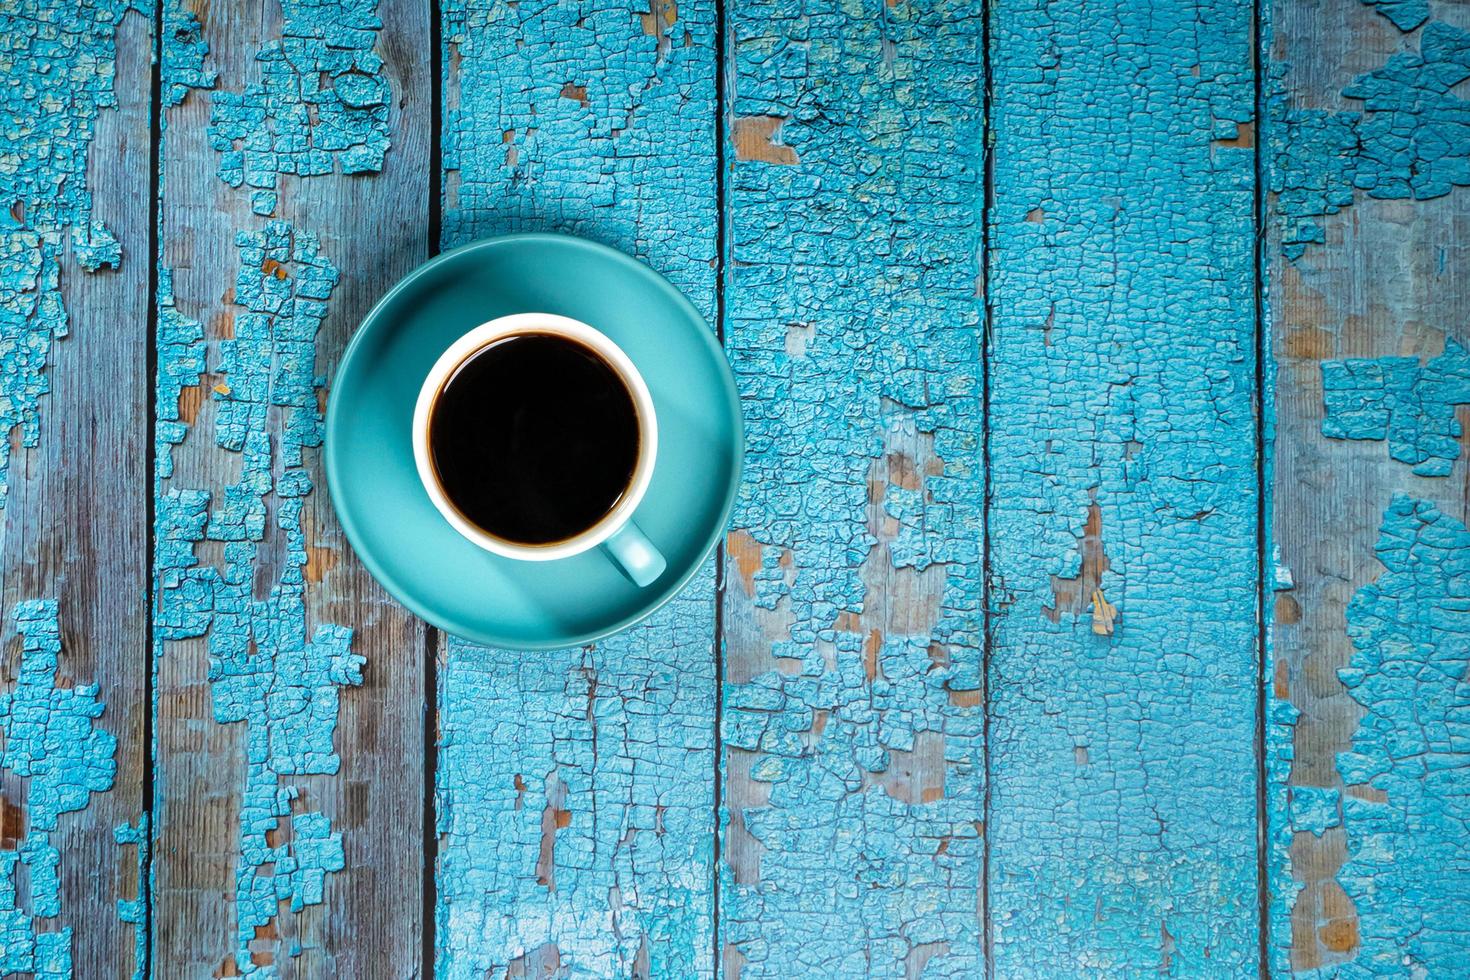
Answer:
top-left (324, 234), bottom-right (743, 649)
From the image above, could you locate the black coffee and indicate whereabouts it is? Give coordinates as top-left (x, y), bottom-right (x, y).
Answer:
top-left (428, 333), bottom-right (640, 545)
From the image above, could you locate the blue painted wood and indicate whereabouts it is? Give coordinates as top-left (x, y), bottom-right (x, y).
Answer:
top-left (987, 0), bottom-right (1260, 972)
top-left (11, 0), bottom-right (1470, 973)
top-left (433, 0), bottom-right (720, 976)
top-left (717, 0), bottom-right (986, 974)
top-left (154, 0), bottom-right (430, 974)
top-left (0, 0), bottom-right (152, 975)
top-left (1265, 1), bottom-right (1470, 974)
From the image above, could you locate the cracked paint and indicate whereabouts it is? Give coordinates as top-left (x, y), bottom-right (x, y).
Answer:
top-left (1321, 339), bottom-right (1470, 476)
top-left (208, 0), bottom-right (392, 215)
top-left (438, 619), bottom-right (715, 978)
top-left (435, 0), bottom-right (719, 975)
top-left (1333, 495), bottom-right (1470, 976)
top-left (0, 600), bottom-right (118, 979)
top-left (719, 0), bottom-right (985, 970)
top-left (154, 224), bottom-right (361, 976)
top-left (156, 269), bottom-right (207, 482)
top-left (162, 0), bottom-right (216, 106)
top-left (0, 0), bottom-right (136, 504)
top-left (988, 0), bottom-right (1258, 972)
top-left (441, 0), bottom-right (714, 264)
top-left (1269, 19), bottom-right (1470, 259)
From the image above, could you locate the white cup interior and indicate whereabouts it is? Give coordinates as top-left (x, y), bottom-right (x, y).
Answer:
top-left (412, 313), bottom-right (659, 561)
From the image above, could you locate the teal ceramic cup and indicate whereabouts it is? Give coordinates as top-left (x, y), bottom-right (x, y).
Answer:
top-left (411, 312), bottom-right (667, 587)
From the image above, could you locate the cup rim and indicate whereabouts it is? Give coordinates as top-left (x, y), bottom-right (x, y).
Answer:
top-left (412, 312), bottom-right (659, 561)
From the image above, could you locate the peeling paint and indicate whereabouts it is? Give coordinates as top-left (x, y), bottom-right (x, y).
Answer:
top-left (0, 601), bottom-right (118, 979)
top-left (1258, 6), bottom-right (1450, 974)
top-left (988, 0), bottom-right (1259, 972)
top-left (636, 0), bottom-right (677, 49)
top-left (1043, 497), bottom-right (1114, 630)
top-left (435, 0), bottom-right (719, 975)
top-left (154, 224), bottom-right (361, 975)
top-left (0, 0), bottom-right (135, 504)
top-left (208, 0), bottom-right (392, 214)
top-left (731, 117), bottom-right (799, 166)
top-left (719, 0), bottom-right (985, 970)
top-left (1332, 495), bottom-right (1470, 976)
top-left (1269, 20), bottom-right (1470, 259)
top-left (155, 268), bottom-right (207, 482)
top-left (1266, 2), bottom-right (1470, 960)
top-left (114, 816), bottom-right (148, 980)
top-left (1321, 339), bottom-right (1470, 476)
top-left (162, 0), bottom-right (216, 106)
top-left (506, 941), bottom-right (566, 978)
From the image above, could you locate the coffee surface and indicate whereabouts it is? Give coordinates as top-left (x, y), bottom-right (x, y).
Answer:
top-left (429, 333), bottom-right (640, 545)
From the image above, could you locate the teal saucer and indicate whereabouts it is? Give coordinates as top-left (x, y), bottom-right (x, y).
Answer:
top-left (325, 234), bottom-right (743, 649)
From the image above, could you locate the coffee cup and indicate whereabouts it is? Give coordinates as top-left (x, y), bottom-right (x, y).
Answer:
top-left (411, 312), bottom-right (667, 587)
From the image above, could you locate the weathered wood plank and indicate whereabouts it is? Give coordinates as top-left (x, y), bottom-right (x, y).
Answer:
top-left (0, 1), bottom-right (152, 976)
top-left (717, 0), bottom-right (986, 972)
top-left (986, 0), bottom-right (1260, 972)
top-left (153, 0), bottom-right (429, 974)
top-left (433, 0), bottom-right (720, 976)
top-left (1265, 1), bottom-right (1470, 974)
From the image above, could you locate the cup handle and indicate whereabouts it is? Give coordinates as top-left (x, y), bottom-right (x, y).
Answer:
top-left (601, 521), bottom-right (667, 587)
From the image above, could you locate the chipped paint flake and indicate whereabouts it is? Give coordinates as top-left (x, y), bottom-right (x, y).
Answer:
top-left (1359, 0), bottom-right (1428, 33)
top-left (1288, 786), bottom-right (1340, 838)
top-left (0, 601), bottom-right (118, 979)
top-left (988, 0), bottom-right (1259, 972)
top-left (154, 224), bottom-right (362, 975)
top-left (435, 0), bottom-right (719, 974)
top-left (1331, 495), bottom-right (1470, 976)
top-left (1269, 20), bottom-right (1470, 259)
top-left (0, 0), bottom-right (135, 504)
top-left (720, 0), bottom-right (986, 971)
top-left (209, 0), bottom-right (392, 214)
top-left (1321, 339), bottom-right (1470, 477)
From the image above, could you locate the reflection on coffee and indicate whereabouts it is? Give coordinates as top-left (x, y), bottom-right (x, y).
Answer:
top-left (427, 332), bottom-right (640, 545)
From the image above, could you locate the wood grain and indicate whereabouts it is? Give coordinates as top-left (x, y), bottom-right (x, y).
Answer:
top-left (987, 0), bottom-right (1260, 971)
top-left (433, 0), bottom-right (721, 975)
top-left (718, 0), bottom-right (987, 973)
top-left (9, 0), bottom-right (1470, 974)
top-left (153, 0), bottom-right (429, 975)
top-left (1265, 1), bottom-right (1470, 974)
top-left (0, 2), bottom-right (152, 976)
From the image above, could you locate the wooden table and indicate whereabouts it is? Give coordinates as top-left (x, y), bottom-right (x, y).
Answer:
top-left (2, 0), bottom-right (1467, 975)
